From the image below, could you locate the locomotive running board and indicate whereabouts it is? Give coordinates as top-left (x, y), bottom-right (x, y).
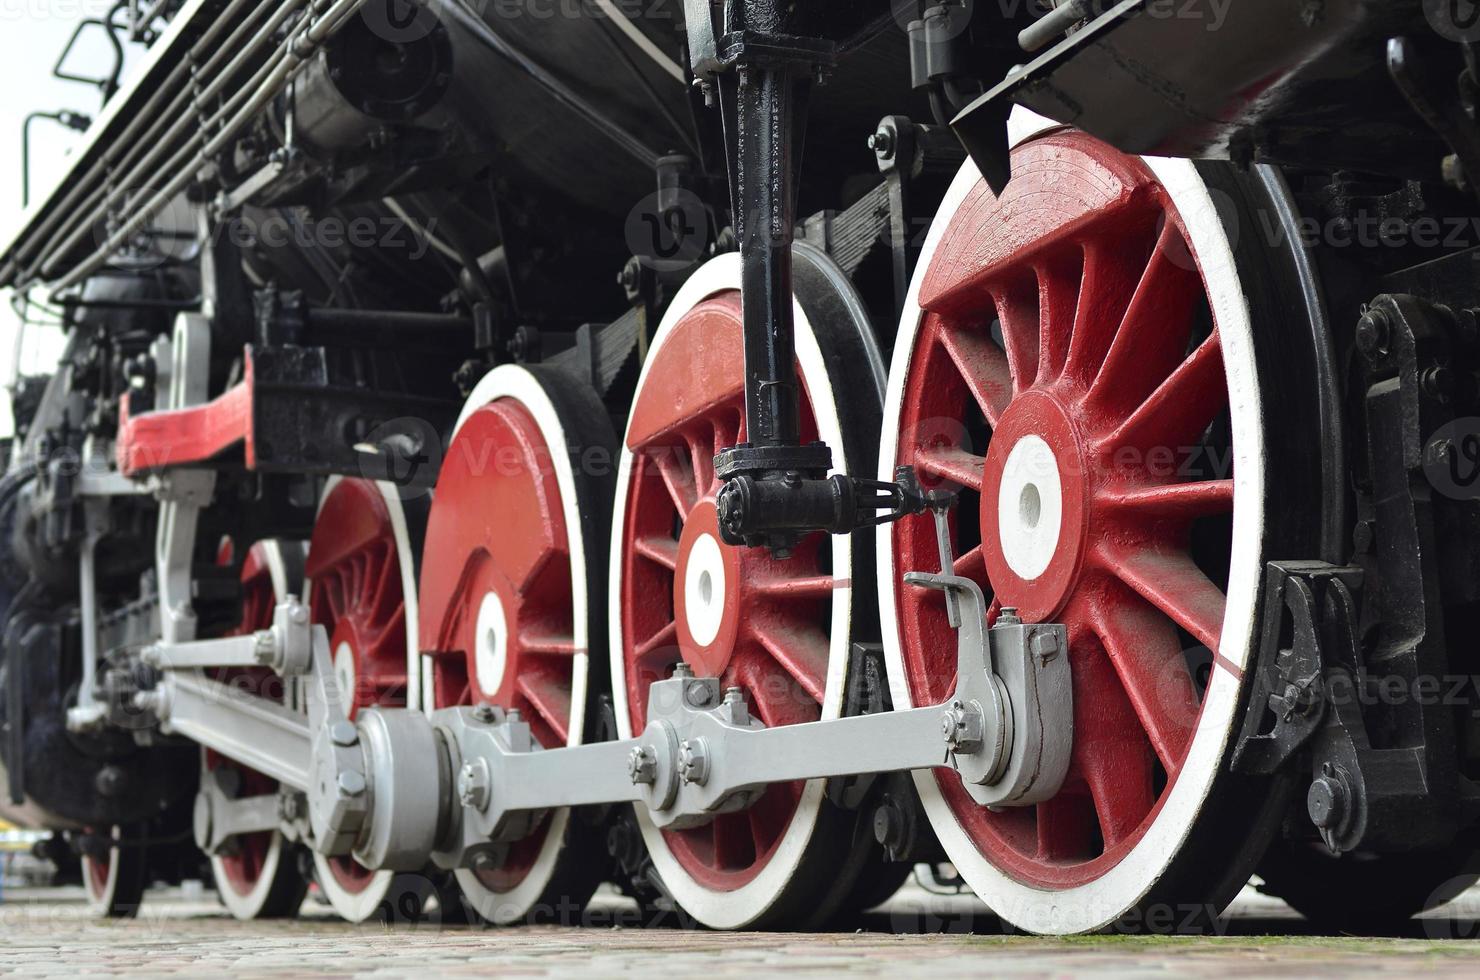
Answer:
top-left (139, 579), bottom-right (1071, 876)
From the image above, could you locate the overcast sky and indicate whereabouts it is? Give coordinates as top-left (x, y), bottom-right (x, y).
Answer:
top-left (0, 1), bottom-right (144, 436)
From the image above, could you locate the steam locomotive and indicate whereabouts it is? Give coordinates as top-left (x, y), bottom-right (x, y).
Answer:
top-left (1, 0), bottom-right (1477, 934)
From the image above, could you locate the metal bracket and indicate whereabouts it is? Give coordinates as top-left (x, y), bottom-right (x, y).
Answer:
top-left (1232, 561), bottom-right (1364, 775)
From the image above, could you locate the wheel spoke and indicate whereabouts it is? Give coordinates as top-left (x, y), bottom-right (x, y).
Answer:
top-left (516, 672), bottom-right (572, 743)
top-left (650, 448), bottom-right (699, 516)
top-left (1083, 586), bottom-right (1199, 773)
top-left (933, 319), bottom-right (1013, 427)
top-left (914, 445), bottom-right (986, 492)
top-left (1034, 255), bottom-right (1081, 386)
top-left (634, 620), bottom-right (679, 665)
top-left (1084, 220), bottom-right (1201, 417)
top-left (734, 650), bottom-right (822, 727)
top-left (1078, 732), bottom-right (1156, 849)
top-left (753, 574), bottom-right (837, 600)
top-left (1062, 239), bottom-right (1146, 387)
top-left (517, 630), bottom-right (580, 656)
top-left (711, 812), bottom-right (757, 870)
top-left (1104, 331), bottom-right (1226, 455)
top-left (748, 618), bottom-right (828, 704)
top-left (993, 285), bottom-right (1039, 392)
top-left (747, 780), bottom-right (796, 849)
top-left (953, 545), bottom-right (986, 581)
top-left (1035, 791), bottom-right (1098, 862)
top-left (1097, 543), bottom-right (1227, 653)
top-left (1099, 480), bottom-right (1234, 522)
top-left (634, 534), bottom-right (680, 570)
top-left (687, 428), bottom-right (718, 501)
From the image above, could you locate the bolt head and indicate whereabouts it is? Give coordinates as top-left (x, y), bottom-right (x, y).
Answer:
top-left (869, 127), bottom-right (895, 158)
top-left (997, 607), bottom-right (1021, 626)
top-left (1308, 774), bottom-right (1346, 830)
top-left (337, 770), bottom-right (367, 797)
top-left (672, 662), bottom-right (694, 679)
top-left (1355, 308), bottom-right (1392, 357)
top-left (457, 760), bottom-right (491, 811)
top-left (329, 720), bottom-right (358, 747)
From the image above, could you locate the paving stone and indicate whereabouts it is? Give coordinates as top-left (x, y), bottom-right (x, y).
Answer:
top-left (3, 883), bottom-right (1480, 976)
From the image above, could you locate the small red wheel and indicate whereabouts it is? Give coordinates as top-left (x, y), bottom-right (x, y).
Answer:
top-left (880, 126), bottom-right (1321, 933)
top-left (610, 250), bottom-right (886, 929)
top-left (204, 541), bottom-right (309, 920)
top-left (81, 824), bottom-right (144, 917)
top-left (306, 477), bottom-right (426, 923)
top-left (419, 364), bottom-right (617, 924)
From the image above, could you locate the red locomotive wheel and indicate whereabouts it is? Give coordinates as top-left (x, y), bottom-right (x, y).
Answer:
top-left (419, 364), bottom-right (616, 924)
top-left (307, 477), bottom-right (424, 923)
top-left (205, 541), bottom-right (308, 920)
top-left (880, 126), bottom-right (1322, 933)
top-left (610, 251), bottom-right (886, 929)
top-left (81, 825), bottom-right (145, 918)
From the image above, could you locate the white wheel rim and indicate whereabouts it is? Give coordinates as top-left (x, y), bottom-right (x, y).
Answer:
top-left (608, 253), bottom-right (853, 929)
top-left (437, 365), bottom-right (589, 924)
top-left (207, 539), bottom-right (295, 920)
top-left (212, 833), bottom-right (288, 920)
top-left (876, 124), bottom-right (1265, 935)
top-left (83, 826), bottom-right (123, 911)
top-left (306, 477), bottom-right (420, 922)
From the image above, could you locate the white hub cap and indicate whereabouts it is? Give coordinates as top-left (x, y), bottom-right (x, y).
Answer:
top-left (473, 591), bottom-right (510, 698)
top-left (681, 532), bottom-right (727, 647)
top-left (996, 434), bottom-right (1064, 581)
top-left (333, 641), bottom-right (357, 710)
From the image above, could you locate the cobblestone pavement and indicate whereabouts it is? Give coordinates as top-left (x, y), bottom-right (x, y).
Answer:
top-left (3, 882), bottom-right (1480, 977)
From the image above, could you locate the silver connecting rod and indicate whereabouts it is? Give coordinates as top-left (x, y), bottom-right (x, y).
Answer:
top-left (138, 537), bottom-right (1073, 879)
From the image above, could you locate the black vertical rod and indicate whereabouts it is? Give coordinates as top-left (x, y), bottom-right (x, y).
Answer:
top-left (731, 65), bottom-right (810, 450)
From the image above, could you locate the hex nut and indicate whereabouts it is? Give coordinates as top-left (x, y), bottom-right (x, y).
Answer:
top-left (678, 738), bottom-right (710, 786)
top-left (940, 699), bottom-right (985, 754)
top-left (628, 745), bottom-right (657, 786)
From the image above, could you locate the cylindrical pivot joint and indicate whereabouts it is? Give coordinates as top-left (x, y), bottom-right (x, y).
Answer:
top-left (716, 473), bottom-right (857, 545)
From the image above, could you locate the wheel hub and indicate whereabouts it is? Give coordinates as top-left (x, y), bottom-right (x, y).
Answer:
top-left (330, 634), bottom-right (359, 715)
top-left (675, 501), bottom-right (741, 675)
top-left (981, 391), bottom-right (1089, 623)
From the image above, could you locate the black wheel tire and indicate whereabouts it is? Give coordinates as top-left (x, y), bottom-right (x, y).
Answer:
top-left (1258, 838), bottom-right (1480, 933)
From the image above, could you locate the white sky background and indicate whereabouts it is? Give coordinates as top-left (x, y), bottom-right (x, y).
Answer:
top-left (0, 1), bottom-right (147, 437)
